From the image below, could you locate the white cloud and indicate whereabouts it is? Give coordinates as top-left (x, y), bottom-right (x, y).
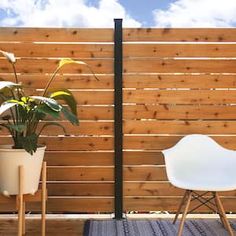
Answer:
top-left (0, 0), bottom-right (141, 27)
top-left (153, 0), bottom-right (236, 27)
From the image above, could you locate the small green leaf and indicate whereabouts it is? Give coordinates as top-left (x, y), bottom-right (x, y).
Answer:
top-left (7, 123), bottom-right (26, 132)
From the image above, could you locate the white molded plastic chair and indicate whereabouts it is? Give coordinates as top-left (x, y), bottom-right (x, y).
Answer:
top-left (162, 134), bottom-right (236, 236)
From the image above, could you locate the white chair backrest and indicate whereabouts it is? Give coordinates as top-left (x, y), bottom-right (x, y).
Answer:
top-left (162, 134), bottom-right (236, 186)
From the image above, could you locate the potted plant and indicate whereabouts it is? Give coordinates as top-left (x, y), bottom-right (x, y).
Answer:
top-left (0, 50), bottom-right (97, 195)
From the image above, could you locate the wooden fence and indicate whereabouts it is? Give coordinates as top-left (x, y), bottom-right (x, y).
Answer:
top-left (0, 27), bottom-right (236, 213)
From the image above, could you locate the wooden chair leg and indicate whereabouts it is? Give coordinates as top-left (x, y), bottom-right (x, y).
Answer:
top-left (18, 165), bottom-right (24, 236)
top-left (173, 190), bottom-right (188, 224)
top-left (41, 162), bottom-right (47, 236)
top-left (213, 192), bottom-right (227, 228)
top-left (215, 193), bottom-right (234, 236)
top-left (177, 190), bottom-right (192, 236)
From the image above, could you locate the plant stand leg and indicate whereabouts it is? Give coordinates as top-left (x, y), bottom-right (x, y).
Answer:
top-left (177, 190), bottom-right (192, 236)
top-left (18, 165), bottom-right (24, 236)
top-left (41, 162), bottom-right (47, 236)
top-left (22, 202), bottom-right (26, 235)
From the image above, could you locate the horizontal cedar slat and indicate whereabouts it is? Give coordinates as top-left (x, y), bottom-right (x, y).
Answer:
top-left (124, 90), bottom-right (236, 105)
top-left (78, 106), bottom-right (113, 120)
top-left (124, 135), bottom-right (236, 150)
top-left (124, 197), bottom-right (236, 212)
top-left (124, 58), bottom-right (236, 73)
top-left (123, 28), bottom-right (236, 42)
top-left (0, 105), bottom-right (114, 120)
top-left (48, 167), bottom-right (114, 181)
top-left (0, 43), bottom-right (113, 58)
top-left (124, 151), bottom-right (164, 165)
top-left (124, 44), bottom-right (236, 58)
top-left (45, 151), bottom-right (163, 166)
top-left (123, 104), bottom-right (236, 120)
top-left (46, 182), bottom-right (236, 197)
top-left (45, 151), bottom-right (114, 166)
top-left (0, 121), bottom-right (113, 135)
top-left (123, 74), bottom-right (236, 89)
top-left (0, 28), bottom-right (113, 42)
top-left (0, 137), bottom-right (114, 151)
top-left (2, 197), bottom-right (236, 213)
top-left (124, 120), bottom-right (236, 134)
top-left (124, 182), bottom-right (236, 197)
top-left (47, 183), bottom-right (113, 196)
top-left (0, 74), bottom-right (114, 89)
top-left (0, 58), bottom-right (113, 74)
top-left (47, 166), bottom-right (166, 181)
top-left (0, 197), bottom-right (113, 212)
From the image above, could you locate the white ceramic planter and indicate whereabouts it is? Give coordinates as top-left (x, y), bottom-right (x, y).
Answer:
top-left (0, 145), bottom-right (46, 195)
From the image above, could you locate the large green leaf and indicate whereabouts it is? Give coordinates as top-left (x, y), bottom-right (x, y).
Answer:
top-left (36, 104), bottom-right (60, 119)
top-left (50, 90), bottom-right (77, 115)
top-left (30, 96), bottom-right (62, 112)
top-left (61, 106), bottom-right (79, 125)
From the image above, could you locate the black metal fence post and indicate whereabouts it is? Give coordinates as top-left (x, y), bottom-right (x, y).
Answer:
top-left (114, 18), bottom-right (123, 219)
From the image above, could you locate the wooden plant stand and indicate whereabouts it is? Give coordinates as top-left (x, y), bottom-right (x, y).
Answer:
top-left (0, 161), bottom-right (47, 236)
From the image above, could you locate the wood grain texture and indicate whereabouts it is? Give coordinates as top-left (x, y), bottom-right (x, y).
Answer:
top-left (123, 104), bottom-right (236, 120)
top-left (123, 74), bottom-right (236, 89)
top-left (124, 90), bottom-right (236, 105)
top-left (123, 28), bottom-right (236, 42)
top-left (0, 42), bottom-right (113, 58)
top-left (124, 58), bottom-right (236, 73)
top-left (0, 28), bottom-right (113, 42)
top-left (124, 120), bottom-right (236, 134)
top-left (124, 43), bottom-right (236, 58)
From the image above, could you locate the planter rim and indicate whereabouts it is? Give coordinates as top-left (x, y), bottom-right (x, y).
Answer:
top-left (0, 145), bottom-right (46, 152)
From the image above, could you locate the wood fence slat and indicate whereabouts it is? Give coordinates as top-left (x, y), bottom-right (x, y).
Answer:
top-left (0, 121), bottom-right (113, 135)
top-left (47, 167), bottom-right (114, 181)
top-left (124, 182), bottom-right (236, 197)
top-left (124, 58), bottom-right (236, 73)
top-left (124, 135), bottom-right (236, 150)
top-left (123, 28), bottom-right (236, 42)
top-left (45, 151), bottom-right (114, 166)
top-left (0, 74), bottom-right (114, 89)
top-left (124, 151), bottom-right (164, 165)
top-left (47, 166), bottom-right (166, 181)
top-left (0, 137), bottom-right (114, 151)
top-left (0, 43), bottom-right (113, 58)
top-left (124, 104), bottom-right (236, 120)
top-left (0, 28), bottom-right (113, 42)
top-left (124, 44), bottom-right (236, 58)
top-left (123, 74), bottom-right (236, 89)
top-left (124, 120), bottom-right (236, 134)
top-left (45, 151), bottom-right (163, 166)
top-left (124, 90), bottom-right (236, 105)
top-left (46, 183), bottom-right (113, 196)
top-left (78, 106), bottom-right (114, 120)
top-left (0, 58), bottom-right (113, 74)
top-left (124, 197), bottom-right (236, 212)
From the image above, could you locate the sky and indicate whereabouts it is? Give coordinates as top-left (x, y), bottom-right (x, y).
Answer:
top-left (0, 0), bottom-right (236, 28)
